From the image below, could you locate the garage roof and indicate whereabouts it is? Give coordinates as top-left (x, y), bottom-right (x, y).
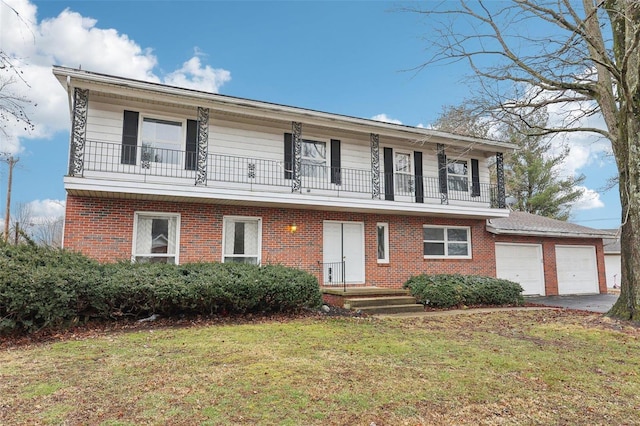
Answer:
top-left (486, 211), bottom-right (616, 239)
top-left (602, 229), bottom-right (621, 254)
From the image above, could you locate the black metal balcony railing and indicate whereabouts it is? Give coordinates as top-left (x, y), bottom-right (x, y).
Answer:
top-left (80, 140), bottom-right (498, 205)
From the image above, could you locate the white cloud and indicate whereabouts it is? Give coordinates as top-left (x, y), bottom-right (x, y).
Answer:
top-left (544, 101), bottom-right (613, 178)
top-left (571, 186), bottom-right (605, 211)
top-left (0, 0), bottom-right (231, 152)
top-left (371, 113), bottom-right (403, 125)
top-left (25, 198), bottom-right (66, 223)
top-left (164, 56), bottom-right (231, 93)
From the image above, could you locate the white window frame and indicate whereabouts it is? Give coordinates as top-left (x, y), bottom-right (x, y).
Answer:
top-left (423, 225), bottom-right (472, 259)
top-left (222, 216), bottom-right (262, 265)
top-left (132, 211), bottom-right (181, 264)
top-left (394, 150), bottom-right (413, 194)
top-left (139, 114), bottom-right (186, 166)
top-left (377, 222), bottom-right (389, 264)
top-left (447, 159), bottom-right (470, 192)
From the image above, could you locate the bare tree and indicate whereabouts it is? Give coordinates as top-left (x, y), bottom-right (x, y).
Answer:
top-left (411, 1), bottom-right (640, 320)
top-left (32, 216), bottom-right (64, 248)
top-left (9, 201), bottom-right (33, 244)
top-left (432, 104), bottom-right (493, 138)
top-left (0, 0), bottom-right (35, 136)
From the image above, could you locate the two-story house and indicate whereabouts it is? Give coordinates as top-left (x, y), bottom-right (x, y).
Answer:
top-left (55, 66), bottom-right (517, 290)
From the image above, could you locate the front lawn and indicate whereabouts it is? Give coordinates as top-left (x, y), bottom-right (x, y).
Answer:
top-left (1, 310), bottom-right (639, 425)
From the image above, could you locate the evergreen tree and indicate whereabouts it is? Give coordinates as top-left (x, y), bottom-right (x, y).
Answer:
top-left (432, 105), bottom-right (585, 220)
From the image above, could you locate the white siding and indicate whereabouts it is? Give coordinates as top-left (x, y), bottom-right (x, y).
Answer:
top-left (84, 95), bottom-right (493, 187)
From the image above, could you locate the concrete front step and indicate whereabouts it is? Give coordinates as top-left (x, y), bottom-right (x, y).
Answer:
top-left (355, 304), bottom-right (425, 315)
top-left (322, 287), bottom-right (411, 297)
top-left (321, 287), bottom-right (423, 314)
top-left (345, 296), bottom-right (418, 309)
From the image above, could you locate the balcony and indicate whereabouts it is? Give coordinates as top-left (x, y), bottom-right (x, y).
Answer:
top-left (69, 140), bottom-right (501, 210)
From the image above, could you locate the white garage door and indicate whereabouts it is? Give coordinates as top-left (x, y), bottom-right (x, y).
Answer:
top-left (495, 243), bottom-right (545, 296)
top-left (604, 254), bottom-right (621, 289)
top-left (556, 245), bottom-right (599, 295)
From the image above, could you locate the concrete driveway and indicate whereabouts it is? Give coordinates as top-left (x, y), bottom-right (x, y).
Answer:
top-left (526, 294), bottom-right (619, 313)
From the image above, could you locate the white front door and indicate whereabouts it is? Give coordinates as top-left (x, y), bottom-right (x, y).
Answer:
top-left (323, 221), bottom-right (365, 284)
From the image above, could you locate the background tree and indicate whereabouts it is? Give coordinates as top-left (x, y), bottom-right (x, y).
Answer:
top-left (503, 109), bottom-right (586, 220)
top-left (413, 1), bottom-right (639, 319)
top-left (0, 0), bottom-right (34, 136)
top-left (9, 202), bottom-right (33, 245)
top-left (433, 105), bottom-right (586, 220)
top-left (7, 201), bottom-right (64, 247)
top-left (432, 104), bottom-right (492, 139)
top-left (32, 216), bottom-right (64, 248)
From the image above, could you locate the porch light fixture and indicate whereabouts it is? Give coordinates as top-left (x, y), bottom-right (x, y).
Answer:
top-left (289, 223), bottom-right (298, 233)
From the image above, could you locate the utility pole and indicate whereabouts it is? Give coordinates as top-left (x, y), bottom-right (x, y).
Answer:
top-left (2, 155), bottom-right (19, 242)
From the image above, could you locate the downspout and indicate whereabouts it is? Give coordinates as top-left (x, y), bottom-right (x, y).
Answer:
top-left (61, 75), bottom-right (73, 250)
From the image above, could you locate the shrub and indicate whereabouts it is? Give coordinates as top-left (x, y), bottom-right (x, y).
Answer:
top-left (1, 243), bottom-right (322, 334)
top-left (95, 262), bottom-right (322, 317)
top-left (0, 243), bottom-right (102, 332)
top-left (403, 274), bottom-right (524, 308)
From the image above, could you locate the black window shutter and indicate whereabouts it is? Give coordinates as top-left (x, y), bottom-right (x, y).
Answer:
top-left (331, 139), bottom-right (341, 185)
top-left (414, 151), bottom-right (424, 203)
top-left (185, 119), bottom-right (198, 171)
top-left (383, 147), bottom-right (394, 201)
top-left (121, 110), bottom-right (139, 165)
top-left (471, 158), bottom-right (481, 197)
top-left (437, 148), bottom-right (448, 196)
top-left (284, 133), bottom-right (293, 179)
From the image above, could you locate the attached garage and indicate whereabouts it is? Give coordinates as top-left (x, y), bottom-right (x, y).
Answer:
top-left (603, 232), bottom-right (621, 289)
top-left (555, 245), bottom-right (599, 294)
top-left (487, 211), bottom-right (612, 296)
top-left (495, 243), bottom-right (545, 295)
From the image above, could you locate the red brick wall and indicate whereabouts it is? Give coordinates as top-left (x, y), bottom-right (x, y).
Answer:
top-left (64, 195), bottom-right (496, 288)
top-left (493, 234), bottom-right (607, 295)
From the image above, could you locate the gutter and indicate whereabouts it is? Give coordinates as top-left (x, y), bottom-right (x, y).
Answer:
top-left (485, 224), bottom-right (615, 239)
top-left (52, 66), bottom-right (517, 152)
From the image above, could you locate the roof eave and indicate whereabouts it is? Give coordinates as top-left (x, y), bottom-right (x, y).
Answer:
top-left (53, 66), bottom-right (516, 152)
top-left (485, 225), bottom-right (612, 239)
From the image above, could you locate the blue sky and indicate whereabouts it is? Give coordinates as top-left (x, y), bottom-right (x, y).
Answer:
top-left (0, 0), bottom-right (621, 228)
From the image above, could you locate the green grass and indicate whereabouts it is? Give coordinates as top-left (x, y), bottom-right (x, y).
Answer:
top-left (1, 310), bottom-right (639, 425)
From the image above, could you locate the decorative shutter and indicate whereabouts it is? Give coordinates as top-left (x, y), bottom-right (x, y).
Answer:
top-left (121, 110), bottom-right (139, 165)
top-left (185, 119), bottom-right (198, 171)
top-left (284, 133), bottom-right (293, 179)
top-left (437, 145), bottom-right (448, 196)
top-left (383, 147), bottom-right (394, 201)
top-left (331, 139), bottom-right (341, 185)
top-left (471, 158), bottom-right (481, 197)
top-left (414, 151), bottom-right (424, 203)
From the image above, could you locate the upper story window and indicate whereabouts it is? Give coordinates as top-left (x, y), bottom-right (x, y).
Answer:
top-left (394, 151), bottom-right (412, 194)
top-left (133, 212), bottom-right (180, 264)
top-left (301, 140), bottom-right (327, 178)
top-left (141, 117), bottom-right (183, 165)
top-left (447, 160), bottom-right (469, 192)
top-left (423, 225), bottom-right (471, 258)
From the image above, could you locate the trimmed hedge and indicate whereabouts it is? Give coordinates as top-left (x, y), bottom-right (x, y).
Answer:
top-left (403, 274), bottom-right (524, 308)
top-left (0, 243), bottom-right (321, 334)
